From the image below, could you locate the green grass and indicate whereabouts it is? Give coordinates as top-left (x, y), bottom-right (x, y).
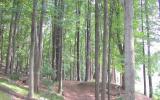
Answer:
top-left (0, 79), bottom-right (28, 95)
top-left (0, 91), bottom-right (11, 100)
top-left (0, 78), bottom-right (63, 100)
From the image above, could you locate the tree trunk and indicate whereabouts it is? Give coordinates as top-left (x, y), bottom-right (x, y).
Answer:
top-left (0, 9), bottom-right (4, 68)
top-left (95, 0), bottom-right (100, 99)
top-left (28, 0), bottom-right (37, 98)
top-left (141, 0), bottom-right (147, 95)
top-left (107, 0), bottom-right (114, 98)
top-left (34, 0), bottom-right (45, 93)
top-left (58, 0), bottom-right (64, 94)
top-left (145, 0), bottom-right (153, 98)
top-left (101, 0), bottom-right (109, 99)
top-left (10, 5), bottom-right (21, 74)
top-left (124, 0), bottom-right (135, 99)
top-left (5, 0), bottom-right (16, 74)
top-left (52, 0), bottom-right (57, 81)
top-left (76, 0), bottom-right (80, 81)
top-left (85, 0), bottom-right (91, 82)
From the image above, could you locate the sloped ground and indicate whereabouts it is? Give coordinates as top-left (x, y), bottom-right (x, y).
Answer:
top-left (62, 80), bottom-right (151, 100)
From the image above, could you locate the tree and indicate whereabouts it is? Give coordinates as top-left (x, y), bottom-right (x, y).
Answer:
top-left (5, 0), bottom-right (16, 74)
top-left (141, 0), bottom-right (147, 95)
top-left (76, 0), bottom-right (80, 81)
top-left (85, 0), bottom-right (91, 82)
top-left (57, 0), bottom-right (64, 94)
top-left (0, 6), bottom-right (4, 68)
top-left (145, 0), bottom-right (153, 98)
top-left (95, 0), bottom-right (100, 99)
top-left (34, 0), bottom-right (46, 93)
top-left (28, 0), bottom-right (38, 98)
top-left (101, 0), bottom-right (109, 99)
top-left (124, 0), bottom-right (135, 99)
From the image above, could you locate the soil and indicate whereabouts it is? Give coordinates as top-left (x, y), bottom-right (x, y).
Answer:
top-left (61, 80), bottom-right (151, 100)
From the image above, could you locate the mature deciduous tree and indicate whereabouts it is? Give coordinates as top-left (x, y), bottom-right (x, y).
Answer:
top-left (124, 0), bottom-right (135, 99)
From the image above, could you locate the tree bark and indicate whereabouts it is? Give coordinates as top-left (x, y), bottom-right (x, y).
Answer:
top-left (0, 9), bottom-right (4, 68)
top-left (76, 0), bottom-right (80, 81)
top-left (28, 0), bottom-right (38, 98)
top-left (58, 0), bottom-right (64, 94)
top-left (10, 4), bottom-right (21, 74)
top-left (34, 0), bottom-right (45, 93)
top-left (95, 0), bottom-right (100, 99)
top-left (141, 0), bottom-right (147, 95)
top-left (145, 0), bottom-right (153, 98)
top-left (101, 0), bottom-right (109, 99)
top-left (5, 0), bottom-right (16, 74)
top-left (85, 0), bottom-right (91, 81)
top-left (124, 0), bottom-right (135, 99)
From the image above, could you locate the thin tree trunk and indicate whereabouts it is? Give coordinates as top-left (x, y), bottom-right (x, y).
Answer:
top-left (101, 0), bottom-right (109, 99)
top-left (52, 0), bottom-right (57, 80)
top-left (28, 0), bottom-right (37, 98)
top-left (107, 0), bottom-right (114, 98)
top-left (76, 0), bottom-right (80, 81)
top-left (0, 9), bottom-right (4, 68)
top-left (5, 0), bottom-right (16, 74)
top-left (58, 0), bottom-right (64, 94)
top-left (141, 0), bottom-right (147, 95)
top-left (34, 0), bottom-right (45, 93)
top-left (95, 0), bottom-right (100, 99)
top-left (85, 0), bottom-right (91, 81)
top-left (145, 0), bottom-right (153, 98)
top-left (10, 5), bottom-right (21, 74)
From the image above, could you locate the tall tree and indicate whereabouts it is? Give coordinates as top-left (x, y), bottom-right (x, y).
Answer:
top-left (124, 0), bottom-right (135, 99)
top-left (28, 0), bottom-right (38, 98)
top-left (95, 0), bottom-right (100, 99)
top-left (10, 1), bottom-right (21, 74)
top-left (52, 0), bottom-right (57, 80)
top-left (76, 0), bottom-right (80, 81)
top-left (0, 7), bottom-right (4, 68)
top-left (57, 0), bottom-right (64, 94)
top-left (85, 0), bottom-right (91, 81)
top-left (5, 0), bottom-right (16, 74)
top-left (34, 0), bottom-right (46, 92)
top-left (145, 0), bottom-right (153, 98)
top-left (141, 0), bottom-right (147, 95)
top-left (101, 0), bottom-right (109, 99)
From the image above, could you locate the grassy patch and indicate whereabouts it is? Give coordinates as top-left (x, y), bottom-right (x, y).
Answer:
top-left (0, 78), bottom-right (28, 95)
top-left (0, 78), bottom-right (63, 100)
top-left (0, 91), bottom-right (11, 100)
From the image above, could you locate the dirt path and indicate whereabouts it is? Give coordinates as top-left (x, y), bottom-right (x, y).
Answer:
top-left (62, 80), bottom-right (151, 100)
top-left (63, 81), bottom-right (95, 100)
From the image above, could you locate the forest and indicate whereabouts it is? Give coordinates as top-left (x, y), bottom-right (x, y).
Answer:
top-left (0, 0), bottom-right (160, 100)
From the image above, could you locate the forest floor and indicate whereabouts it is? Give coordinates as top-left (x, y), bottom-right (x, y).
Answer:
top-left (0, 73), bottom-right (151, 100)
top-left (58, 80), bottom-right (151, 100)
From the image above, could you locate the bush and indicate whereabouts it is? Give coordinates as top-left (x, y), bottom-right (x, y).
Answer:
top-left (41, 64), bottom-right (56, 78)
top-left (153, 83), bottom-right (160, 100)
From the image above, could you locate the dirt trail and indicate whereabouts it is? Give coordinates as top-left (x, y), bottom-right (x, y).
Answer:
top-left (62, 80), bottom-right (151, 100)
top-left (63, 81), bottom-right (95, 100)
